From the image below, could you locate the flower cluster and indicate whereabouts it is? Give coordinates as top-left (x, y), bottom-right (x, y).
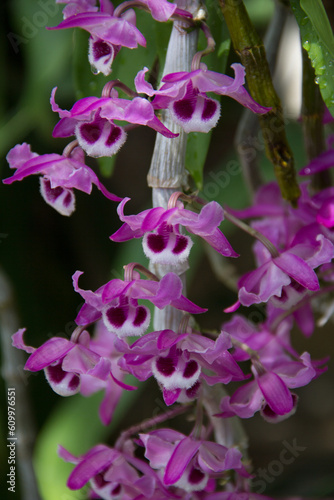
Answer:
top-left (225, 181), bottom-right (334, 334)
top-left (219, 313), bottom-right (326, 422)
top-left (4, 1), bottom-right (334, 499)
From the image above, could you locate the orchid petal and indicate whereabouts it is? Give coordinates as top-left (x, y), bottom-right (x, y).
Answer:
top-left (67, 447), bottom-right (117, 489)
top-left (257, 372), bottom-right (293, 415)
top-left (164, 438), bottom-right (201, 485)
top-left (274, 252), bottom-right (319, 291)
top-left (12, 329), bottom-right (35, 354)
top-left (25, 337), bottom-right (73, 371)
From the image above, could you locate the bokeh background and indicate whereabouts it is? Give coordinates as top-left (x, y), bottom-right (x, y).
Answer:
top-left (1, 0), bottom-right (334, 499)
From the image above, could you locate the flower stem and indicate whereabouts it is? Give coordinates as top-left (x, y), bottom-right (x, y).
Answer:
top-left (223, 209), bottom-right (280, 258)
top-left (123, 262), bottom-right (159, 282)
top-left (115, 403), bottom-right (192, 449)
top-left (270, 284), bottom-right (334, 331)
top-left (191, 22), bottom-right (216, 70)
top-left (102, 80), bottom-right (139, 98)
top-left (63, 140), bottom-right (79, 157)
top-left (169, 191), bottom-right (280, 258)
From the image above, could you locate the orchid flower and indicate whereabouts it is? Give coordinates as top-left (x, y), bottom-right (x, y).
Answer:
top-left (110, 196), bottom-right (238, 265)
top-left (231, 220), bottom-right (334, 309)
top-left (13, 323), bottom-right (134, 425)
top-left (3, 142), bottom-right (121, 215)
top-left (58, 442), bottom-right (165, 499)
top-left (140, 429), bottom-right (244, 492)
top-left (51, 87), bottom-right (177, 158)
top-left (50, 2), bottom-right (144, 75)
top-left (116, 329), bottom-right (245, 405)
top-left (135, 64), bottom-right (270, 133)
top-left (218, 347), bottom-right (323, 422)
top-left (51, 0), bottom-right (191, 75)
top-left (73, 269), bottom-right (206, 337)
top-left (12, 328), bottom-right (111, 397)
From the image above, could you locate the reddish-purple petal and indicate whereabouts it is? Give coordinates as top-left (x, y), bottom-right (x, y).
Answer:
top-left (67, 447), bottom-right (117, 490)
top-left (25, 338), bottom-right (73, 371)
top-left (164, 438), bottom-right (201, 485)
top-left (257, 372), bottom-right (293, 415)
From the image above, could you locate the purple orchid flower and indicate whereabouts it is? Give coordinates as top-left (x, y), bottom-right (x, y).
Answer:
top-left (58, 442), bottom-right (165, 499)
top-left (224, 181), bottom-right (334, 327)
top-left (50, 2), bottom-right (144, 75)
top-left (219, 312), bottom-right (328, 422)
top-left (12, 328), bottom-right (111, 397)
top-left (3, 143), bottom-right (122, 215)
top-left (222, 313), bottom-right (299, 363)
top-left (51, 0), bottom-right (191, 75)
top-left (57, 0), bottom-right (191, 22)
top-left (116, 329), bottom-right (245, 405)
top-left (232, 223), bottom-right (334, 309)
top-left (135, 64), bottom-right (270, 133)
top-left (13, 322), bottom-right (135, 425)
top-left (226, 181), bottom-right (316, 250)
top-left (110, 197), bottom-right (238, 265)
top-left (218, 351), bottom-right (323, 422)
top-left (296, 183), bottom-right (334, 236)
top-left (51, 87), bottom-right (177, 158)
top-left (73, 269), bottom-right (206, 338)
top-left (140, 429), bottom-right (244, 493)
top-left (219, 373), bottom-right (296, 423)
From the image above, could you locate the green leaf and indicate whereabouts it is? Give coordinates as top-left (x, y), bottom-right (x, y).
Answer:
top-left (300, 0), bottom-right (334, 58)
top-left (290, 0), bottom-right (334, 118)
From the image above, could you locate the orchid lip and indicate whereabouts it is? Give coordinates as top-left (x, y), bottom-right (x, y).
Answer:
top-left (143, 230), bottom-right (193, 265)
top-left (102, 302), bottom-right (151, 337)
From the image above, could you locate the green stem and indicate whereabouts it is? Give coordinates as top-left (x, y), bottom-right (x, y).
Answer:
top-left (218, 0), bottom-right (301, 206)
